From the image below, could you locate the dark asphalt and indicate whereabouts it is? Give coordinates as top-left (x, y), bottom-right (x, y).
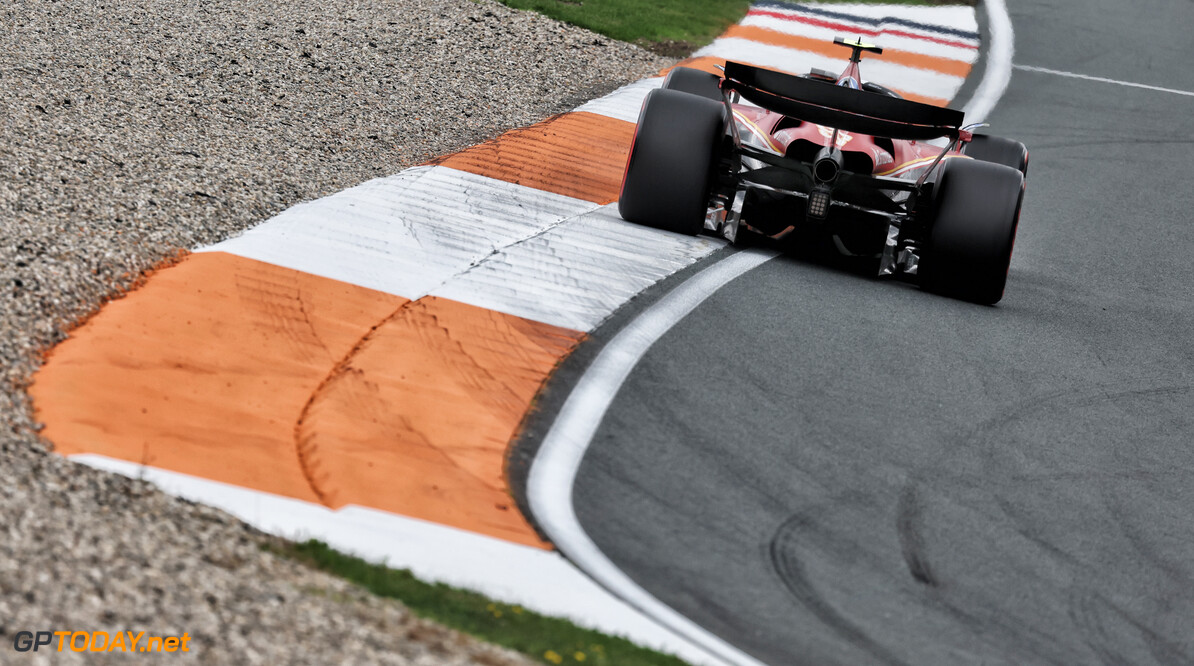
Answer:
top-left (567, 0), bottom-right (1194, 663)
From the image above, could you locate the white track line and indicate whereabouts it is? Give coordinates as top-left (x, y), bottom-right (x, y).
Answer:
top-left (527, 249), bottom-right (779, 666)
top-left (962, 0), bottom-right (1014, 125)
top-left (526, 2), bottom-right (1016, 665)
top-left (1014, 64), bottom-right (1194, 98)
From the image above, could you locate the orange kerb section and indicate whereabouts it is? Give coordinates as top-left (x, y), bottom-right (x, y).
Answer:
top-left (32, 252), bottom-right (404, 502)
top-left (31, 252), bottom-right (575, 548)
top-left (434, 111), bottom-right (635, 204)
top-left (298, 297), bottom-right (582, 548)
top-left (721, 25), bottom-right (972, 78)
top-left (669, 56), bottom-right (950, 107)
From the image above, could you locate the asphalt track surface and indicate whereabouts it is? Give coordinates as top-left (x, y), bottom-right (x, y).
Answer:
top-left (560, 0), bottom-right (1194, 663)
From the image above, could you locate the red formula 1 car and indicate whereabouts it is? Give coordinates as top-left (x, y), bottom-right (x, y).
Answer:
top-left (618, 37), bottom-right (1028, 304)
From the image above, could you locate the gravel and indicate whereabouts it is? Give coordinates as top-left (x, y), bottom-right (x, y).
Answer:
top-left (0, 0), bottom-right (668, 661)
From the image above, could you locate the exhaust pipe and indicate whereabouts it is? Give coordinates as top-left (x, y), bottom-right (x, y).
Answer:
top-left (813, 146), bottom-right (843, 183)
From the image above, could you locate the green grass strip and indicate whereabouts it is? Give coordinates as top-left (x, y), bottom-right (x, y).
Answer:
top-left (494, 0), bottom-right (973, 55)
top-left (276, 539), bottom-right (690, 666)
top-left (498, 0), bottom-right (751, 54)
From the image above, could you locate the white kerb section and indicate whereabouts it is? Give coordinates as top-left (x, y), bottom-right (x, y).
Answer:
top-left (574, 77), bottom-right (664, 124)
top-left (70, 454), bottom-right (723, 666)
top-left (800, 2), bottom-right (978, 28)
top-left (201, 166), bottom-right (599, 301)
top-left (432, 205), bottom-right (724, 332)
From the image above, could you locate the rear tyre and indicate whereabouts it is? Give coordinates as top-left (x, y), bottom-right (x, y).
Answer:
top-left (618, 89), bottom-right (728, 235)
top-left (662, 67), bottom-right (724, 101)
top-left (919, 159), bottom-right (1025, 305)
top-left (963, 134), bottom-right (1029, 177)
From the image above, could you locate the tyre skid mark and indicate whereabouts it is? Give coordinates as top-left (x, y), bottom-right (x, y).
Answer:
top-left (895, 482), bottom-right (937, 587)
top-left (770, 505), bottom-right (912, 666)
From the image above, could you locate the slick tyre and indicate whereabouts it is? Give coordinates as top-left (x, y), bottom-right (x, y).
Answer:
top-left (618, 89), bottom-right (728, 235)
top-left (662, 67), bottom-right (724, 102)
top-left (919, 159), bottom-right (1025, 305)
top-left (963, 134), bottom-right (1029, 177)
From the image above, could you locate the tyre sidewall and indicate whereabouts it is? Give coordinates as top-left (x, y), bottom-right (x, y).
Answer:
top-left (618, 89), bottom-right (728, 235)
top-left (963, 134), bottom-right (1029, 177)
top-left (920, 159), bottom-right (1025, 304)
top-left (662, 67), bottom-right (724, 102)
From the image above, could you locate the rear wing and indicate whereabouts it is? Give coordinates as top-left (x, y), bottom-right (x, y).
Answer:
top-left (721, 61), bottom-right (963, 142)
